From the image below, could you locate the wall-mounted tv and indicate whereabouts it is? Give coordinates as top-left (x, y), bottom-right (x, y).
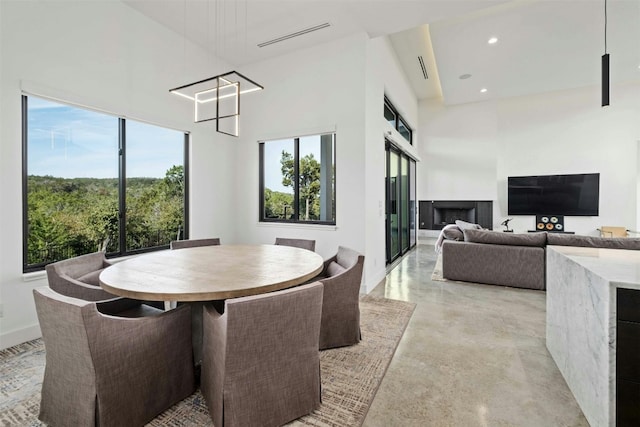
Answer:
top-left (507, 173), bottom-right (600, 216)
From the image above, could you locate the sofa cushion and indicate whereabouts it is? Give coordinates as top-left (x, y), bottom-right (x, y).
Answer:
top-left (442, 227), bottom-right (464, 241)
top-left (77, 268), bottom-right (105, 286)
top-left (455, 220), bottom-right (482, 231)
top-left (463, 229), bottom-right (547, 247)
top-left (547, 233), bottom-right (640, 250)
top-left (326, 261), bottom-right (346, 277)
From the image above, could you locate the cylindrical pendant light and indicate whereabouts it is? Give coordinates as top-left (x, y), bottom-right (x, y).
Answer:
top-left (602, 0), bottom-right (610, 107)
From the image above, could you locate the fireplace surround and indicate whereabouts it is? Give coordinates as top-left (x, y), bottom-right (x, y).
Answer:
top-left (419, 200), bottom-right (493, 230)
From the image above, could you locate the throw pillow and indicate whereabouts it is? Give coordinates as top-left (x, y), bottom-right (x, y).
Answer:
top-left (442, 227), bottom-right (464, 241)
top-left (463, 229), bottom-right (547, 247)
top-left (77, 268), bottom-right (105, 286)
top-left (455, 220), bottom-right (482, 231)
top-left (326, 261), bottom-right (346, 277)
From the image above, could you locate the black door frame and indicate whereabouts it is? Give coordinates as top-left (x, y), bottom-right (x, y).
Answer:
top-left (385, 141), bottom-right (416, 264)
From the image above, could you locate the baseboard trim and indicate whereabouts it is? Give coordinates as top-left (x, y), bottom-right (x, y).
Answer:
top-left (362, 268), bottom-right (386, 294)
top-left (1, 324), bottom-right (41, 350)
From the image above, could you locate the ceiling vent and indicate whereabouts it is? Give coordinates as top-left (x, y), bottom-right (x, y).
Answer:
top-left (258, 23), bottom-right (331, 48)
top-left (417, 56), bottom-right (428, 80)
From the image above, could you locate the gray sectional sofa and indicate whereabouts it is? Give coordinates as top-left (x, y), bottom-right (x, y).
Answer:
top-left (441, 229), bottom-right (640, 290)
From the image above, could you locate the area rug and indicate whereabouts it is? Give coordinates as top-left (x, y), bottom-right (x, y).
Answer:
top-left (0, 295), bottom-right (415, 427)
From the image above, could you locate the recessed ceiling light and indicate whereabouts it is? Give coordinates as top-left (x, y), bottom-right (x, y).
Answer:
top-left (488, 37), bottom-right (498, 45)
top-left (480, 88), bottom-right (488, 93)
top-left (459, 74), bottom-right (472, 80)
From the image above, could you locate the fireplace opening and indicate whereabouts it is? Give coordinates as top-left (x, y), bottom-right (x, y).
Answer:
top-left (433, 208), bottom-right (475, 227)
top-left (419, 200), bottom-right (493, 230)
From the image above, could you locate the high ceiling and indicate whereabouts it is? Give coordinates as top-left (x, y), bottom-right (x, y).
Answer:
top-left (124, 0), bottom-right (640, 106)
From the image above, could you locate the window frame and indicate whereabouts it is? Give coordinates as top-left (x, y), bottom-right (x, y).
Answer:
top-left (384, 96), bottom-right (413, 145)
top-left (21, 94), bottom-right (190, 273)
top-left (258, 133), bottom-right (336, 226)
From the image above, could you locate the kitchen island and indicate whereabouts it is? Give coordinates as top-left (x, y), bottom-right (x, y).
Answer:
top-left (547, 245), bottom-right (640, 427)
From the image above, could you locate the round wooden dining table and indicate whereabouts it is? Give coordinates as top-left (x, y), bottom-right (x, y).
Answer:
top-left (99, 244), bottom-right (324, 302)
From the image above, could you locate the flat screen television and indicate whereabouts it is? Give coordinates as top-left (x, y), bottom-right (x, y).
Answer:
top-left (507, 173), bottom-right (600, 216)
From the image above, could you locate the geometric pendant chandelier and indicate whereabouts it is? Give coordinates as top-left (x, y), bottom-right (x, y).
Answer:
top-left (169, 71), bottom-right (264, 137)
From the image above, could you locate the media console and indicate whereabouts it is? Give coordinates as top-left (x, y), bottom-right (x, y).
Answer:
top-left (527, 230), bottom-right (575, 234)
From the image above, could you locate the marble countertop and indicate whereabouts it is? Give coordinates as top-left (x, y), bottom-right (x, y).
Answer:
top-left (548, 246), bottom-right (640, 290)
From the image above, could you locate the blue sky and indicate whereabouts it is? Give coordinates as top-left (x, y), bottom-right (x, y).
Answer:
top-left (28, 96), bottom-right (183, 179)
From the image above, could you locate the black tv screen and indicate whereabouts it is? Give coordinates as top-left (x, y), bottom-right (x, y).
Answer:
top-left (508, 173), bottom-right (600, 216)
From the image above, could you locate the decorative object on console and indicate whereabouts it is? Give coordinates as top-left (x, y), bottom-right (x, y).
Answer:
top-left (598, 226), bottom-right (629, 238)
top-left (501, 218), bottom-right (513, 232)
top-left (536, 215), bottom-right (564, 232)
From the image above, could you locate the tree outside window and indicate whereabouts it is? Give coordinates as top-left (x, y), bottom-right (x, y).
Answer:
top-left (23, 95), bottom-right (187, 272)
top-left (260, 133), bottom-right (335, 224)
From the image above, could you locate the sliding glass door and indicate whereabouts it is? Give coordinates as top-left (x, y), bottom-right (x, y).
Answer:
top-left (385, 142), bottom-right (416, 264)
top-left (387, 149), bottom-right (400, 261)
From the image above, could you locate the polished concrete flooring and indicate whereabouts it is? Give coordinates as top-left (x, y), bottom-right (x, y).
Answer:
top-left (363, 240), bottom-right (589, 427)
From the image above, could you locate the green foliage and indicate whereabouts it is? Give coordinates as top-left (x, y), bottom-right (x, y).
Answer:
top-left (26, 166), bottom-right (185, 266)
top-left (279, 150), bottom-right (322, 220)
top-left (263, 188), bottom-right (294, 219)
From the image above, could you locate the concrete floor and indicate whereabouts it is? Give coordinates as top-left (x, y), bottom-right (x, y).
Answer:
top-left (363, 240), bottom-right (589, 427)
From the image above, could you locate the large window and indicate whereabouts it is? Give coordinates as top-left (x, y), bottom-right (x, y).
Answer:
top-left (23, 95), bottom-right (188, 272)
top-left (259, 133), bottom-right (335, 224)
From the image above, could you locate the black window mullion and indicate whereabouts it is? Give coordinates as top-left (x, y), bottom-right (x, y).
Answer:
top-left (293, 138), bottom-right (300, 221)
top-left (183, 133), bottom-right (190, 240)
top-left (258, 142), bottom-right (265, 222)
top-left (21, 95), bottom-right (29, 272)
top-left (118, 118), bottom-right (126, 256)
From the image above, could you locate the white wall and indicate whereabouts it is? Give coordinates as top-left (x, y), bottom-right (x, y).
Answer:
top-left (233, 33), bottom-right (419, 294)
top-left (0, 0), bottom-right (234, 349)
top-left (233, 33), bottom-right (370, 282)
top-left (418, 83), bottom-right (640, 234)
top-left (364, 36), bottom-right (419, 289)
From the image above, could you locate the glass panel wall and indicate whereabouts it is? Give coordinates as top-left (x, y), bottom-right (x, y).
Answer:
top-left (385, 142), bottom-right (417, 264)
top-left (25, 97), bottom-right (119, 267)
top-left (401, 155), bottom-right (409, 253)
top-left (388, 149), bottom-right (400, 261)
top-left (409, 159), bottom-right (417, 247)
top-left (125, 120), bottom-right (186, 251)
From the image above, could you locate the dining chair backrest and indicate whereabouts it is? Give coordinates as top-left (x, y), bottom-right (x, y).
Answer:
top-left (274, 237), bottom-right (316, 252)
top-left (317, 245), bottom-right (365, 350)
top-left (170, 237), bottom-right (221, 249)
top-left (33, 286), bottom-right (195, 427)
top-left (201, 281), bottom-right (323, 427)
top-left (45, 251), bottom-right (116, 301)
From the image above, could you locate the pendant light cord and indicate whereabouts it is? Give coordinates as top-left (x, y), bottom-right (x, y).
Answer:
top-left (604, 0), bottom-right (608, 53)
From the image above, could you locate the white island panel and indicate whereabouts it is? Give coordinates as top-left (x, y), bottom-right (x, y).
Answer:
top-left (546, 245), bottom-right (640, 427)
top-left (546, 247), bottom-right (612, 427)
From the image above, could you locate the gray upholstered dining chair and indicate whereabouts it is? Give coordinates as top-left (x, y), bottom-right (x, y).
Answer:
top-left (274, 237), bottom-right (316, 252)
top-left (316, 246), bottom-right (365, 350)
top-left (33, 286), bottom-right (195, 427)
top-left (201, 282), bottom-right (324, 427)
top-left (170, 237), bottom-right (221, 249)
top-left (45, 251), bottom-right (117, 301)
